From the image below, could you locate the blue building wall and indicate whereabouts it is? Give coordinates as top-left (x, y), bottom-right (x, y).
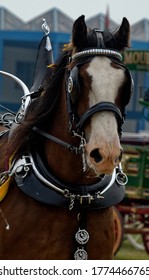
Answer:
top-left (0, 30), bottom-right (70, 112)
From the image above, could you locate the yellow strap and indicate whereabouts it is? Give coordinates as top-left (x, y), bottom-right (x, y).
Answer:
top-left (0, 154), bottom-right (15, 201)
top-left (0, 177), bottom-right (11, 202)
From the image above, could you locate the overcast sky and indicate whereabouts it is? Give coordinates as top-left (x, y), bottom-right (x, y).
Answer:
top-left (0, 0), bottom-right (149, 25)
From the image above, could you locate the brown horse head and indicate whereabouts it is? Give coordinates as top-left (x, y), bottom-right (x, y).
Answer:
top-left (65, 16), bottom-right (132, 176)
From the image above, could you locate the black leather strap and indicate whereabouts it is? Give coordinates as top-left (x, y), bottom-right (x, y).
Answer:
top-left (77, 102), bottom-right (123, 134)
top-left (32, 126), bottom-right (81, 154)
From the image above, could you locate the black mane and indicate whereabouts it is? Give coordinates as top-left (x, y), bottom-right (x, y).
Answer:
top-left (28, 51), bottom-right (68, 127)
top-left (8, 51), bottom-right (69, 157)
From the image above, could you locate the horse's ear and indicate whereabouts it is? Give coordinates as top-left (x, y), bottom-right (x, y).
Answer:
top-left (72, 15), bottom-right (88, 50)
top-left (115, 17), bottom-right (130, 50)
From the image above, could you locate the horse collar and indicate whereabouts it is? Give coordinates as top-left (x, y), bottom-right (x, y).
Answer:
top-left (10, 151), bottom-right (127, 211)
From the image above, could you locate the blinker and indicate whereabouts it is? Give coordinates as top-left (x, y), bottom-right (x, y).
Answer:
top-left (67, 66), bottom-right (81, 104)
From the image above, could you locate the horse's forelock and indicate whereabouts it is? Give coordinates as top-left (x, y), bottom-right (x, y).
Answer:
top-left (86, 28), bottom-right (118, 50)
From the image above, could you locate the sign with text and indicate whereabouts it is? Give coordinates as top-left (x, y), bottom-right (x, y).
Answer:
top-left (123, 50), bottom-right (149, 71)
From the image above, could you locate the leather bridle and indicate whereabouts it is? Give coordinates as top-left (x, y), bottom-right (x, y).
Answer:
top-left (66, 48), bottom-right (132, 137)
top-left (33, 48), bottom-right (133, 156)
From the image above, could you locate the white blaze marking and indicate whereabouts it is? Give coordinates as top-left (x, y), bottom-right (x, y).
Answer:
top-left (86, 57), bottom-right (125, 143)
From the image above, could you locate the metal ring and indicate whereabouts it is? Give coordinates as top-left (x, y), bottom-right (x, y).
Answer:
top-left (116, 172), bottom-right (128, 185)
top-left (15, 112), bottom-right (24, 124)
top-left (15, 165), bottom-right (29, 179)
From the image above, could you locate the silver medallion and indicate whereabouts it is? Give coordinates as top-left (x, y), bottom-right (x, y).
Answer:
top-left (68, 77), bottom-right (73, 93)
top-left (74, 248), bottom-right (88, 260)
top-left (75, 228), bottom-right (89, 245)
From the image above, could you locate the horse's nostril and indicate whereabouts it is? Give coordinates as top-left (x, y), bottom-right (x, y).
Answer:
top-left (90, 148), bottom-right (103, 163)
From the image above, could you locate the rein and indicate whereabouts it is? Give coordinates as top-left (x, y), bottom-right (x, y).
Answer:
top-left (32, 126), bottom-right (85, 155)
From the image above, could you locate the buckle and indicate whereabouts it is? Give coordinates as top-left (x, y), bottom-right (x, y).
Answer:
top-left (77, 194), bottom-right (94, 205)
